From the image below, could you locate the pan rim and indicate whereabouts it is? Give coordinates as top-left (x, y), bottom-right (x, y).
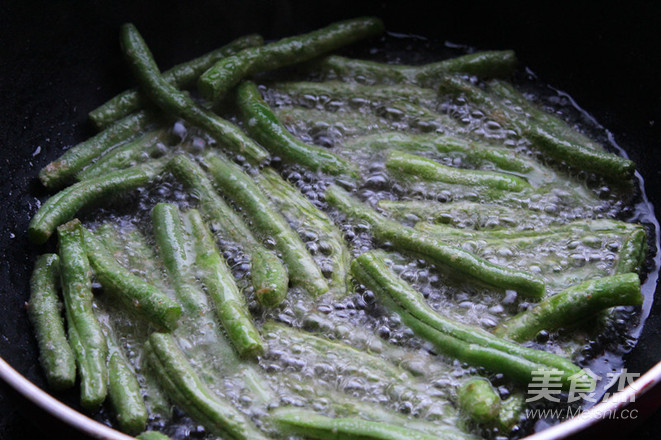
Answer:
top-left (2, 353), bottom-right (660, 439)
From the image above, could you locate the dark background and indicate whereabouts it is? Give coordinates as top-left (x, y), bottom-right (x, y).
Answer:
top-left (1, 1), bottom-right (660, 439)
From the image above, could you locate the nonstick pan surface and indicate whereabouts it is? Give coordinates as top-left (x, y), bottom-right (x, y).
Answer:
top-left (1, 1), bottom-right (660, 439)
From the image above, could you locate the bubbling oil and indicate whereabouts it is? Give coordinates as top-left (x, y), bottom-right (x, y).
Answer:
top-left (79, 33), bottom-right (659, 439)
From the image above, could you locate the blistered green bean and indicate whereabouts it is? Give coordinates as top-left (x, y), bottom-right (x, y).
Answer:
top-left (187, 209), bottom-right (265, 358)
top-left (145, 332), bottom-right (267, 440)
top-left (166, 154), bottom-right (288, 307)
top-left (57, 220), bottom-right (108, 409)
top-left (205, 153), bottom-right (329, 296)
top-left (256, 167), bottom-right (351, 296)
top-left (89, 34), bottom-right (263, 128)
top-left (82, 227), bottom-right (182, 330)
top-left (237, 81), bottom-right (354, 175)
top-left (120, 23), bottom-right (269, 163)
top-left (39, 111), bottom-right (152, 189)
top-left (27, 254), bottom-right (76, 390)
top-left (29, 160), bottom-right (165, 245)
top-left (493, 274), bottom-right (643, 342)
top-left (386, 150), bottom-right (530, 192)
top-left (198, 17), bottom-right (385, 100)
top-left (351, 250), bottom-right (591, 388)
top-left (76, 129), bottom-right (170, 180)
top-left (326, 185), bottom-right (545, 298)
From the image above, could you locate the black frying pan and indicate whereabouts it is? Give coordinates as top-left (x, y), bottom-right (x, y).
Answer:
top-left (1, 1), bottom-right (660, 439)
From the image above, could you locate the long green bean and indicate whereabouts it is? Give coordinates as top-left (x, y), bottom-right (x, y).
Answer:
top-left (151, 203), bottom-right (212, 317)
top-left (76, 129), bottom-right (170, 180)
top-left (119, 23), bottom-right (269, 163)
top-left (27, 254), bottom-right (77, 390)
top-left (82, 227), bottom-right (182, 330)
top-left (351, 250), bottom-right (591, 388)
top-left (198, 17), bottom-right (385, 100)
top-left (345, 131), bottom-right (534, 173)
top-left (166, 154), bottom-right (288, 307)
top-left (205, 152), bottom-right (329, 296)
top-left (89, 33), bottom-right (264, 129)
top-left (145, 332), bottom-right (267, 440)
top-left (187, 209), bottom-right (265, 358)
top-left (325, 185), bottom-right (545, 298)
top-left (386, 150), bottom-right (530, 192)
top-left (272, 406), bottom-right (452, 440)
top-left (256, 168), bottom-right (351, 296)
top-left (437, 75), bottom-right (635, 181)
top-left (92, 223), bottom-right (173, 418)
top-left (57, 220), bottom-right (108, 409)
top-left (487, 79), bottom-right (604, 152)
top-left (309, 50), bottom-right (517, 86)
top-left (237, 81), bottom-right (355, 175)
top-left (39, 110), bottom-right (152, 189)
top-left (415, 218), bottom-right (642, 241)
top-left (29, 159), bottom-right (165, 245)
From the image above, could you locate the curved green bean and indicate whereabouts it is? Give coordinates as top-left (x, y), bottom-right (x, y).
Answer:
top-left (57, 220), bottom-right (108, 409)
top-left (351, 250), bottom-right (591, 388)
top-left (237, 81), bottom-right (355, 175)
top-left (29, 159), bottom-right (164, 245)
top-left (27, 253), bottom-right (77, 390)
top-left (119, 23), bottom-right (269, 163)
top-left (89, 33), bottom-right (264, 129)
top-left (198, 17), bottom-right (385, 100)
top-left (437, 75), bottom-right (635, 181)
top-left (325, 185), bottom-right (545, 298)
top-left (487, 79), bottom-right (604, 152)
top-left (151, 203), bottom-right (211, 316)
top-left (205, 153), bottom-right (329, 296)
top-left (493, 274), bottom-right (643, 342)
top-left (346, 131), bottom-right (533, 173)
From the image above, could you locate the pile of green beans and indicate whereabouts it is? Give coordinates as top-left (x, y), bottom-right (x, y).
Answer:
top-left (26, 15), bottom-right (649, 440)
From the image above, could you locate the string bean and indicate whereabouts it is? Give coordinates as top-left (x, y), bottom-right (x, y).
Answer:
top-left (27, 254), bottom-right (77, 390)
top-left (198, 17), bottom-right (385, 100)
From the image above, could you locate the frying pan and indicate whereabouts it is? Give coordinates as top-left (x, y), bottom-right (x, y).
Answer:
top-left (1, 1), bottom-right (660, 438)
